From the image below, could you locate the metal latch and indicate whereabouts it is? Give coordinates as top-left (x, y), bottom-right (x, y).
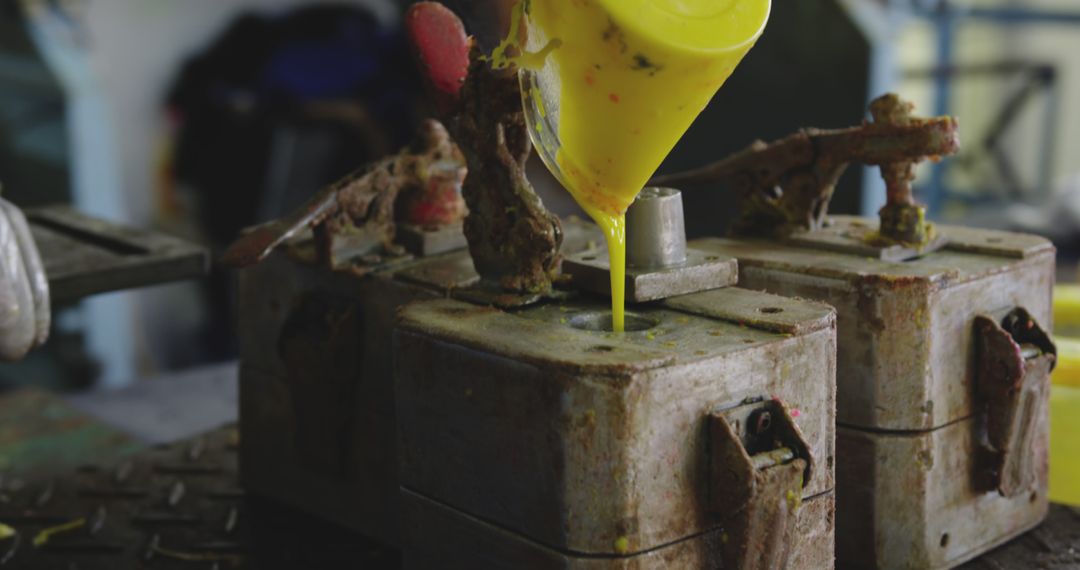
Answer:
top-left (974, 307), bottom-right (1056, 497)
top-left (709, 398), bottom-right (814, 570)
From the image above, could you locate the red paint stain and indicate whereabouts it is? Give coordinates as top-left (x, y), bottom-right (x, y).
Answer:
top-left (609, 93), bottom-right (620, 103)
top-left (791, 408), bottom-right (801, 418)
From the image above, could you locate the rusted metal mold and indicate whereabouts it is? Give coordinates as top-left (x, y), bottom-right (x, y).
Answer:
top-left (400, 488), bottom-right (835, 570)
top-left (693, 218), bottom-right (1055, 569)
top-left (408, 1), bottom-right (564, 294)
top-left (221, 119), bottom-right (466, 270)
top-left (237, 219), bottom-right (602, 547)
top-left (652, 93), bottom-right (959, 257)
top-left (393, 291), bottom-right (836, 568)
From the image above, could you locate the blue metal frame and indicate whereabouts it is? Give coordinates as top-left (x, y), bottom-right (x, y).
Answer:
top-left (913, 3), bottom-right (1080, 215)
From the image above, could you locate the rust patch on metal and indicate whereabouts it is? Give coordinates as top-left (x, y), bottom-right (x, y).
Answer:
top-left (709, 399), bottom-right (813, 570)
top-left (974, 308), bottom-right (1055, 497)
top-left (221, 119), bottom-right (465, 270)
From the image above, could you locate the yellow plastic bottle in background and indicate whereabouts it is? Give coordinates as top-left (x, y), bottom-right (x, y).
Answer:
top-left (1051, 284), bottom-right (1080, 506)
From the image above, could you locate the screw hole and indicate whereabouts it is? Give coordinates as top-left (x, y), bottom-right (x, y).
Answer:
top-left (940, 533), bottom-right (950, 548)
top-left (586, 345), bottom-right (615, 353)
top-left (1030, 491), bottom-right (1038, 503)
top-left (759, 307), bottom-right (783, 314)
top-left (582, 256), bottom-right (597, 261)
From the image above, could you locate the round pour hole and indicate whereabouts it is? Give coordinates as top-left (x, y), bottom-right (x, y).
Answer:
top-left (582, 256), bottom-right (597, 261)
top-left (586, 345), bottom-right (615, 353)
top-left (940, 533), bottom-right (950, 548)
top-left (759, 307), bottom-right (784, 314)
top-left (569, 312), bottom-right (658, 332)
top-left (1030, 490), bottom-right (1038, 503)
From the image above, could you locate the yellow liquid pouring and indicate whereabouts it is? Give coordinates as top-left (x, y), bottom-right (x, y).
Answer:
top-left (514, 0), bottom-right (769, 331)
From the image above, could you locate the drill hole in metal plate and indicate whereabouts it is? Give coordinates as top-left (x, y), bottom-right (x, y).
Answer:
top-left (569, 311), bottom-right (657, 332)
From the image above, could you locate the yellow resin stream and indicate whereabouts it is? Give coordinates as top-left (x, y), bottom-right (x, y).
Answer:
top-left (506, 0), bottom-right (769, 331)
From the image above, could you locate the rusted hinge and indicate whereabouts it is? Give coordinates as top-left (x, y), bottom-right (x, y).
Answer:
top-left (974, 307), bottom-right (1056, 497)
top-left (709, 398), bottom-right (813, 570)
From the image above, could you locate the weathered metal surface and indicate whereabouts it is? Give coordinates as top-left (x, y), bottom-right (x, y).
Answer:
top-left (221, 119), bottom-right (465, 270)
top-left (564, 248), bottom-right (738, 303)
top-left (958, 504), bottom-right (1080, 569)
top-left (27, 205), bottom-right (208, 304)
top-left (692, 226), bottom-right (1056, 431)
top-left (625, 187), bottom-right (688, 269)
top-left (0, 423), bottom-right (404, 569)
top-left (407, 4), bottom-right (564, 293)
top-left (453, 46), bottom-right (564, 293)
top-left (710, 399), bottom-right (812, 570)
top-left (652, 94), bottom-right (959, 246)
top-left (0, 389), bottom-right (140, 480)
top-left (393, 292), bottom-right (836, 560)
top-left (836, 417), bottom-right (1048, 570)
top-left (237, 219), bottom-right (603, 547)
top-left (695, 221), bottom-right (1054, 569)
top-left (395, 222), bottom-right (468, 257)
top-left (974, 309), bottom-right (1056, 498)
top-left (238, 255), bottom-right (441, 547)
top-left (785, 216), bottom-right (949, 262)
top-left (0, 426), bottom-right (241, 569)
top-left (400, 486), bottom-right (835, 569)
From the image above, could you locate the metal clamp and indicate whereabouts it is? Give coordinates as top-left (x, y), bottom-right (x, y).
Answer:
top-left (974, 307), bottom-right (1056, 497)
top-left (709, 398), bottom-right (813, 570)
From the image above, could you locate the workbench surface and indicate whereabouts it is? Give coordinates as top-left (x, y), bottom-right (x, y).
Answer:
top-left (0, 385), bottom-right (1076, 569)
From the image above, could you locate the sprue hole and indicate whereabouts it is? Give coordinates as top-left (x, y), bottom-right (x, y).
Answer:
top-left (940, 533), bottom-right (950, 548)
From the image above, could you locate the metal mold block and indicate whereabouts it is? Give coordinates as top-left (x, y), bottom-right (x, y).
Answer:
top-left (393, 288), bottom-right (837, 568)
top-left (237, 219), bottom-right (603, 547)
top-left (400, 488), bottom-right (836, 569)
top-left (692, 216), bottom-right (1055, 569)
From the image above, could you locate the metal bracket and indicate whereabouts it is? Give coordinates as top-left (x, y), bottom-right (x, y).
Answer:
top-left (563, 247), bottom-right (737, 303)
top-left (784, 216), bottom-right (949, 262)
top-left (709, 398), bottom-right (813, 570)
top-left (974, 307), bottom-right (1056, 497)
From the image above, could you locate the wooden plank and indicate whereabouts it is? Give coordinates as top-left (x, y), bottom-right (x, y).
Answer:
top-left (26, 205), bottom-right (208, 304)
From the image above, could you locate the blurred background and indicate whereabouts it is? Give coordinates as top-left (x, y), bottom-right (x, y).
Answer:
top-left (0, 0), bottom-right (1077, 402)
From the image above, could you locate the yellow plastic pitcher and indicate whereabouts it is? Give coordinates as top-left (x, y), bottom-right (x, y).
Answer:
top-left (515, 0), bottom-right (771, 331)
